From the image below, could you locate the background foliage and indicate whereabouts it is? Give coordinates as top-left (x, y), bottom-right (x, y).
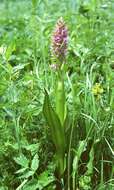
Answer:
top-left (0, 0), bottom-right (114, 189)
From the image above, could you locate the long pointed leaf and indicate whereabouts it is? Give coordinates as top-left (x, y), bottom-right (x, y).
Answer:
top-left (43, 90), bottom-right (65, 174)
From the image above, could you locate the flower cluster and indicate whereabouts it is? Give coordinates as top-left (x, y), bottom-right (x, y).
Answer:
top-left (51, 17), bottom-right (68, 65)
top-left (92, 83), bottom-right (103, 99)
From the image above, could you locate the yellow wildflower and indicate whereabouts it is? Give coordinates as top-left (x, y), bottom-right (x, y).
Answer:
top-left (92, 83), bottom-right (103, 98)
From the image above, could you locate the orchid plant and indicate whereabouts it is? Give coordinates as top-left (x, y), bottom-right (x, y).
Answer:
top-left (43, 17), bottom-right (68, 188)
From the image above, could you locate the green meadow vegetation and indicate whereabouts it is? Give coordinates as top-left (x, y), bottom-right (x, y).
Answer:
top-left (0, 0), bottom-right (114, 189)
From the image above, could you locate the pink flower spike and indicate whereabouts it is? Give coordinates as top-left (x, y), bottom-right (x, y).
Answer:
top-left (51, 17), bottom-right (68, 63)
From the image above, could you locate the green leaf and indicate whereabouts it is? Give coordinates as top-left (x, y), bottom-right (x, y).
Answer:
top-left (72, 140), bottom-right (87, 188)
top-left (43, 90), bottom-right (65, 152)
top-left (14, 154), bottom-right (29, 168)
top-left (15, 167), bottom-right (28, 174)
top-left (23, 179), bottom-right (39, 190)
top-left (86, 146), bottom-right (94, 175)
top-left (5, 42), bottom-right (15, 61)
top-left (72, 140), bottom-right (86, 173)
top-left (19, 170), bottom-right (34, 179)
top-left (31, 154), bottom-right (39, 172)
top-left (23, 143), bottom-right (39, 155)
top-left (43, 90), bottom-right (65, 175)
top-left (22, 172), bottom-right (54, 190)
top-left (38, 171), bottom-right (54, 190)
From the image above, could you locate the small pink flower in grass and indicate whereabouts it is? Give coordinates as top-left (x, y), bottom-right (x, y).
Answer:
top-left (51, 17), bottom-right (68, 65)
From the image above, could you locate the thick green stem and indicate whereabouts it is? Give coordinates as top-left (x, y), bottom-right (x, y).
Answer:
top-left (55, 71), bottom-right (66, 126)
